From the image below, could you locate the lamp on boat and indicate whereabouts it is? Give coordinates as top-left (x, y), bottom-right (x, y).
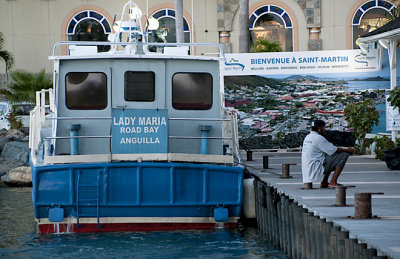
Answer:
top-left (148, 17), bottom-right (159, 43)
top-left (148, 17), bottom-right (159, 31)
top-left (129, 6), bottom-right (142, 20)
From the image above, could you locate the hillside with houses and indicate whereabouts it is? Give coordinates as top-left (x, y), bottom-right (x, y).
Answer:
top-left (224, 75), bottom-right (385, 149)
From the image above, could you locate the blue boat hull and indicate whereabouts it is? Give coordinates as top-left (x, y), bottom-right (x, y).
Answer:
top-left (32, 162), bottom-right (243, 233)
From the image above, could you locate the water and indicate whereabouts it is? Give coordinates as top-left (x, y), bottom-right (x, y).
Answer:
top-left (345, 80), bottom-right (390, 134)
top-left (372, 102), bottom-right (390, 134)
top-left (345, 80), bottom-right (390, 92)
top-left (0, 187), bottom-right (287, 259)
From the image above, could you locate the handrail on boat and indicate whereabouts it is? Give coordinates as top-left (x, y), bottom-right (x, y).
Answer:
top-left (29, 89), bottom-right (54, 150)
top-left (34, 112), bottom-right (239, 163)
top-left (45, 117), bottom-right (232, 121)
top-left (52, 41), bottom-right (225, 58)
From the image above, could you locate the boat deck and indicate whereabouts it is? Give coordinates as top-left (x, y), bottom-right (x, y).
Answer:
top-left (243, 151), bottom-right (400, 258)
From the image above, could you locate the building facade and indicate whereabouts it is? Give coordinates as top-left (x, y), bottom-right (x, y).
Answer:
top-left (0, 0), bottom-right (396, 74)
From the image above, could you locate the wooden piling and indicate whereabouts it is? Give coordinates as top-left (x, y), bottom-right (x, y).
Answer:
top-left (337, 230), bottom-right (349, 259)
top-left (252, 177), bottom-right (387, 259)
top-left (366, 248), bottom-right (377, 259)
top-left (315, 216), bottom-right (323, 259)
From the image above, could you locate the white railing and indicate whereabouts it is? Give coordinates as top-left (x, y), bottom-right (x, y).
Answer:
top-left (31, 104), bottom-right (240, 165)
top-left (29, 89), bottom-right (54, 162)
top-left (51, 41), bottom-right (225, 58)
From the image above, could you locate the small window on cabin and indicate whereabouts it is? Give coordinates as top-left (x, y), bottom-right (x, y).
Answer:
top-left (172, 73), bottom-right (212, 110)
top-left (65, 72), bottom-right (107, 110)
top-left (124, 71), bottom-right (155, 101)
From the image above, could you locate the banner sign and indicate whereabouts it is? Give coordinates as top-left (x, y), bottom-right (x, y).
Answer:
top-left (223, 49), bottom-right (379, 76)
top-left (112, 109), bottom-right (168, 154)
top-left (386, 90), bottom-right (400, 131)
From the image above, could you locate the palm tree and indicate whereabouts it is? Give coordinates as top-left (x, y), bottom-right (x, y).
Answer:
top-left (0, 32), bottom-right (14, 81)
top-left (0, 69), bottom-right (52, 104)
top-left (251, 39), bottom-right (282, 52)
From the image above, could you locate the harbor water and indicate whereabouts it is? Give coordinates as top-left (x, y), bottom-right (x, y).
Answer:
top-left (0, 187), bottom-right (287, 259)
top-left (346, 80), bottom-right (391, 134)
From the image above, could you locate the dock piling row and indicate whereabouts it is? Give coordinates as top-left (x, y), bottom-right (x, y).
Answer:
top-left (253, 178), bottom-right (384, 259)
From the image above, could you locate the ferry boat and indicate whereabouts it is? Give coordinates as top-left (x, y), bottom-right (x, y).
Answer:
top-left (29, 1), bottom-right (244, 233)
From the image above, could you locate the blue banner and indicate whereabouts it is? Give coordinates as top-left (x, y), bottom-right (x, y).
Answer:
top-left (112, 109), bottom-right (168, 154)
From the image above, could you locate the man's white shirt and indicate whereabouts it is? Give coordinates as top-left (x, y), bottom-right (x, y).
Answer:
top-left (301, 131), bottom-right (337, 183)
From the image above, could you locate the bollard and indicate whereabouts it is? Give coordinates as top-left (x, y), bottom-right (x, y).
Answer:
top-left (263, 155), bottom-right (269, 169)
top-left (335, 186), bottom-right (347, 206)
top-left (67, 124), bottom-right (81, 155)
top-left (282, 164), bottom-right (295, 178)
top-left (354, 192), bottom-right (384, 219)
top-left (355, 193), bottom-right (372, 219)
top-left (246, 150), bottom-right (253, 161)
top-left (303, 182), bottom-right (313, 189)
top-left (199, 125), bottom-right (212, 154)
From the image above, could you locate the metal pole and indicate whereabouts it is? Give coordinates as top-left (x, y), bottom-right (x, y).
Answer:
top-left (238, 0), bottom-right (249, 53)
top-left (175, 0), bottom-right (184, 43)
top-left (199, 125), bottom-right (212, 154)
top-left (67, 124), bottom-right (81, 155)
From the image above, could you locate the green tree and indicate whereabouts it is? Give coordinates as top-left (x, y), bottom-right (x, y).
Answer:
top-left (373, 136), bottom-right (395, 160)
top-left (294, 101), bottom-right (304, 108)
top-left (251, 39), bottom-right (282, 53)
top-left (344, 99), bottom-right (379, 154)
top-left (0, 32), bottom-right (14, 78)
top-left (387, 86), bottom-right (400, 110)
top-left (0, 69), bottom-right (52, 104)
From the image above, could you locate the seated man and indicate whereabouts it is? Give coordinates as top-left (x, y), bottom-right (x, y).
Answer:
top-left (301, 120), bottom-right (354, 189)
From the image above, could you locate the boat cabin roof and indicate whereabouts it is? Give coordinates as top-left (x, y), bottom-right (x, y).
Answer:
top-left (49, 41), bottom-right (224, 62)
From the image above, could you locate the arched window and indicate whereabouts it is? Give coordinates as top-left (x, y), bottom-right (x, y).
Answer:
top-left (149, 9), bottom-right (191, 43)
top-left (249, 5), bottom-right (293, 52)
top-left (67, 10), bottom-right (112, 51)
top-left (352, 0), bottom-right (395, 49)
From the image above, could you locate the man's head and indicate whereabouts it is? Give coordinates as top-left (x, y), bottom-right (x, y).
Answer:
top-left (311, 120), bottom-right (326, 134)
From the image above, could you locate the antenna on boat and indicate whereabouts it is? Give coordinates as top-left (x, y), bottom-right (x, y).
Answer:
top-left (108, 0), bottom-right (145, 53)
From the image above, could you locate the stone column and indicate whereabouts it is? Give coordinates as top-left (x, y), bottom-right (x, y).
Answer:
top-left (297, 0), bottom-right (322, 50)
top-left (217, 0), bottom-right (239, 53)
top-left (309, 27), bottom-right (322, 51)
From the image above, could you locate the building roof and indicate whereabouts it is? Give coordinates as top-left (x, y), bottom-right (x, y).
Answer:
top-left (359, 17), bottom-right (400, 42)
top-left (361, 17), bottom-right (400, 38)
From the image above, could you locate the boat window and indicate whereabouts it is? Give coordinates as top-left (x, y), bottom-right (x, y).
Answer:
top-left (65, 72), bottom-right (107, 110)
top-left (172, 73), bottom-right (212, 110)
top-left (124, 71), bottom-right (155, 102)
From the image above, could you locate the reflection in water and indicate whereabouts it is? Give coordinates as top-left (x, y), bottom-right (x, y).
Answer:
top-left (0, 187), bottom-right (287, 258)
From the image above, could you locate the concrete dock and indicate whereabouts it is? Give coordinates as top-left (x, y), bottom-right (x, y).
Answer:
top-left (243, 151), bottom-right (400, 258)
